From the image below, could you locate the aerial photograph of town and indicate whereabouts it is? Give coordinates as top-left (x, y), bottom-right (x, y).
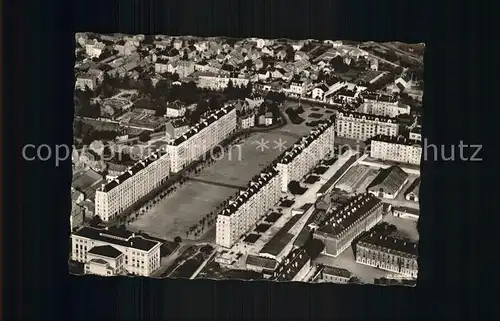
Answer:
top-left (70, 33), bottom-right (423, 285)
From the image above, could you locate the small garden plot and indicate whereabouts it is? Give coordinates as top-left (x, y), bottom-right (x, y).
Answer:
top-left (243, 234), bottom-right (261, 244)
top-left (304, 175), bottom-right (320, 184)
top-left (279, 199), bottom-right (295, 208)
top-left (255, 223), bottom-right (271, 233)
top-left (314, 166), bottom-right (328, 175)
top-left (308, 113), bottom-right (323, 119)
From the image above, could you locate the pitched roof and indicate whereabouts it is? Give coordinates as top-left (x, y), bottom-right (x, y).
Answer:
top-left (368, 166), bottom-right (409, 195)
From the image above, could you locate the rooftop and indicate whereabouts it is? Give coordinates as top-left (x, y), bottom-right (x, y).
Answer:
top-left (87, 245), bottom-right (123, 258)
top-left (404, 177), bottom-right (421, 197)
top-left (317, 193), bottom-right (382, 236)
top-left (392, 206), bottom-right (420, 217)
top-left (272, 248), bottom-right (311, 282)
top-left (359, 233), bottom-right (418, 257)
top-left (260, 214), bottom-right (303, 257)
top-left (73, 226), bottom-right (161, 252)
top-left (371, 134), bottom-right (421, 146)
top-left (245, 255), bottom-right (279, 270)
top-left (170, 105), bottom-right (235, 146)
top-left (99, 149), bottom-right (167, 193)
top-left (276, 117), bottom-right (335, 165)
top-left (337, 111), bottom-right (397, 123)
top-left (322, 266), bottom-right (352, 278)
top-left (367, 165), bottom-right (409, 195)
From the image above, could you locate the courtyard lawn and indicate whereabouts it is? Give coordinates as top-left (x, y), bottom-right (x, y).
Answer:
top-left (129, 181), bottom-right (239, 240)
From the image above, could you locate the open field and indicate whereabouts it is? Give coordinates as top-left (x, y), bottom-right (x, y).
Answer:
top-left (195, 131), bottom-right (299, 187)
top-left (128, 181), bottom-right (239, 240)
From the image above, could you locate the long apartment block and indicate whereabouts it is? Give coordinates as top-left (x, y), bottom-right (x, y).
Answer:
top-left (336, 111), bottom-right (399, 141)
top-left (95, 149), bottom-right (170, 222)
top-left (276, 116), bottom-right (336, 192)
top-left (370, 134), bottom-right (422, 166)
top-left (216, 167), bottom-right (283, 248)
top-left (166, 105), bottom-right (237, 172)
top-left (315, 193), bottom-right (383, 257)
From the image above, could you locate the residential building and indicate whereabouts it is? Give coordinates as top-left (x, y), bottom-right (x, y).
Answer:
top-left (311, 84), bottom-right (330, 100)
top-left (359, 92), bottom-right (411, 117)
top-left (392, 206), bottom-right (420, 221)
top-left (106, 163), bottom-right (128, 180)
top-left (94, 150), bottom-right (170, 222)
top-left (239, 113), bottom-right (255, 129)
top-left (276, 117), bottom-right (336, 192)
top-left (404, 177), bottom-right (420, 202)
top-left (71, 226), bottom-right (162, 277)
top-left (367, 165), bottom-right (409, 199)
top-left (355, 233), bottom-right (418, 278)
top-left (197, 72), bottom-right (250, 90)
top-left (166, 105), bottom-right (237, 173)
top-left (173, 39), bottom-right (183, 50)
top-left (114, 40), bottom-right (137, 56)
top-left (336, 111), bottom-right (399, 141)
top-left (370, 134), bottom-right (422, 165)
top-left (165, 100), bottom-right (187, 118)
top-left (316, 266), bottom-right (352, 284)
top-left (216, 167), bottom-right (282, 248)
top-left (265, 112), bottom-right (274, 126)
top-left (71, 203), bottom-right (85, 231)
top-left (154, 58), bottom-right (169, 74)
top-left (315, 193), bottom-right (384, 257)
top-left (409, 126), bottom-right (422, 141)
top-left (271, 248), bottom-right (311, 282)
top-left (84, 245), bottom-right (125, 276)
top-left (165, 118), bottom-right (190, 140)
top-left (75, 73), bottom-right (97, 91)
top-left (287, 79), bottom-right (309, 96)
top-left (85, 39), bottom-right (106, 58)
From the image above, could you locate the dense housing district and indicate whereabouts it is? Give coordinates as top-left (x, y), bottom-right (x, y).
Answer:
top-left (70, 33), bottom-right (423, 284)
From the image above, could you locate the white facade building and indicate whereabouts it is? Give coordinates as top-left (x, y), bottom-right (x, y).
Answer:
top-left (370, 135), bottom-right (422, 165)
top-left (276, 117), bottom-right (336, 192)
top-left (216, 168), bottom-right (283, 248)
top-left (75, 74), bottom-right (97, 91)
top-left (239, 114), bottom-right (255, 129)
top-left (197, 72), bottom-right (250, 91)
top-left (72, 226), bottom-right (162, 277)
top-left (94, 150), bottom-right (170, 222)
top-left (336, 111), bottom-right (399, 141)
top-left (166, 106), bottom-right (237, 173)
top-left (359, 92), bottom-right (411, 118)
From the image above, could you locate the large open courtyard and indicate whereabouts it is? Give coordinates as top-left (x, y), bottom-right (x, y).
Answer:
top-left (128, 180), bottom-right (239, 240)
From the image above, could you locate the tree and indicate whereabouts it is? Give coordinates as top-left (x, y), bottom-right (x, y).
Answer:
top-left (174, 236), bottom-right (182, 243)
top-left (285, 45), bottom-right (295, 62)
top-left (288, 180), bottom-right (305, 195)
top-left (139, 131), bottom-right (151, 142)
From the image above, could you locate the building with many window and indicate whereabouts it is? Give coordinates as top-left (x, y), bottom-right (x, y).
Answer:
top-left (336, 111), bottom-right (399, 141)
top-left (276, 117), bottom-right (336, 192)
top-left (315, 265), bottom-right (352, 283)
top-left (359, 92), bottom-right (410, 117)
top-left (315, 193), bottom-right (384, 257)
top-left (370, 134), bottom-right (422, 165)
top-left (355, 232), bottom-right (418, 279)
top-left (271, 248), bottom-right (312, 282)
top-left (94, 149), bottom-right (170, 222)
top-left (216, 167), bottom-right (283, 248)
top-left (197, 72), bottom-right (250, 91)
top-left (71, 226), bottom-right (162, 277)
top-left (166, 105), bottom-right (237, 173)
top-left (165, 118), bottom-right (190, 140)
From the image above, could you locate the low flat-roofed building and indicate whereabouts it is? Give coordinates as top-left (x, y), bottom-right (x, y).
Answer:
top-left (315, 193), bottom-right (383, 257)
top-left (404, 177), bottom-right (420, 202)
top-left (72, 169), bottom-right (104, 199)
top-left (271, 248), bottom-right (312, 282)
top-left (409, 126), bottom-right (422, 141)
top-left (356, 233), bottom-right (418, 279)
top-left (367, 165), bottom-right (409, 199)
top-left (259, 213), bottom-right (303, 261)
top-left (84, 245), bottom-right (125, 276)
top-left (71, 226), bottom-right (162, 276)
top-left (245, 254), bottom-right (279, 273)
top-left (392, 206), bottom-right (420, 221)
